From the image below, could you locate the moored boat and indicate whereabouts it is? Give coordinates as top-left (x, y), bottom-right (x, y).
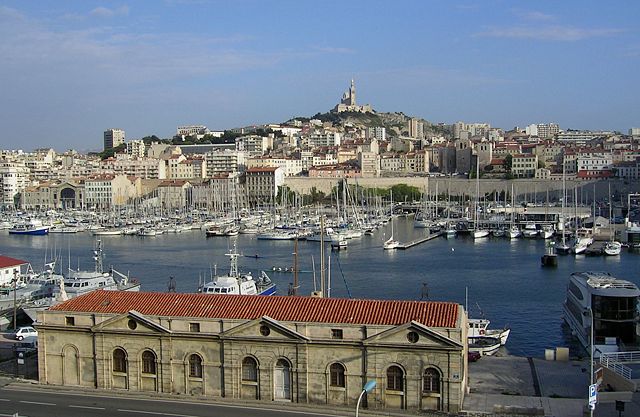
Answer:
top-left (563, 271), bottom-right (640, 357)
top-left (468, 336), bottom-right (501, 356)
top-left (198, 245), bottom-right (276, 295)
top-left (8, 220), bottom-right (50, 235)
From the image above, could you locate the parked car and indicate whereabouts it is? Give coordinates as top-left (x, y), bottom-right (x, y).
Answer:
top-left (468, 351), bottom-right (481, 362)
top-left (14, 326), bottom-right (37, 341)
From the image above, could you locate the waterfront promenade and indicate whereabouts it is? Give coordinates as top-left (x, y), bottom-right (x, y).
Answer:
top-left (2, 354), bottom-right (638, 416)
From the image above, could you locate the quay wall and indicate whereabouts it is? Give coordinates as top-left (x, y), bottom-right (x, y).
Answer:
top-left (284, 177), bottom-right (640, 201)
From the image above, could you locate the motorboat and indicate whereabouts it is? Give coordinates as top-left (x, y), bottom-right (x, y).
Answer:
top-left (8, 219), bottom-right (50, 236)
top-left (603, 241), bottom-right (622, 256)
top-left (92, 228), bottom-right (123, 236)
top-left (522, 223), bottom-right (538, 238)
top-left (472, 229), bottom-right (490, 239)
top-left (468, 336), bottom-right (501, 356)
top-left (508, 226), bottom-right (521, 239)
top-left (331, 237), bottom-right (347, 250)
top-left (572, 236), bottom-right (592, 255)
top-left (468, 317), bottom-right (510, 346)
top-left (446, 227), bottom-right (457, 238)
top-left (563, 271), bottom-right (640, 357)
top-left (198, 245), bottom-right (276, 296)
top-left (63, 240), bottom-right (141, 298)
top-left (539, 225), bottom-right (554, 239)
top-left (492, 228), bottom-right (506, 238)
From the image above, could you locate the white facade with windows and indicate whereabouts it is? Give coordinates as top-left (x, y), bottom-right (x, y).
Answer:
top-left (0, 162), bottom-right (30, 207)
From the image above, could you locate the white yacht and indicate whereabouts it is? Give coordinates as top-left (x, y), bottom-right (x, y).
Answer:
top-left (198, 246), bottom-right (276, 295)
top-left (563, 271), bottom-right (640, 357)
top-left (63, 240), bottom-right (141, 298)
top-left (472, 229), bottom-right (490, 239)
top-left (522, 223), bottom-right (539, 238)
top-left (508, 226), bottom-right (521, 239)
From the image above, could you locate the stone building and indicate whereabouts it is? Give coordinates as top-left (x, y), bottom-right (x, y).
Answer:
top-left (37, 291), bottom-right (467, 413)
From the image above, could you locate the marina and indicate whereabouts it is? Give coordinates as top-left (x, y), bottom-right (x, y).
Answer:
top-left (2, 215), bottom-right (639, 358)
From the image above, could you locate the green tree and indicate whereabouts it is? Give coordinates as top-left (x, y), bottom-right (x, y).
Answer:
top-left (503, 154), bottom-right (513, 171)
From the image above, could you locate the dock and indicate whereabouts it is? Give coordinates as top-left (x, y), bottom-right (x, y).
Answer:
top-left (397, 231), bottom-right (444, 249)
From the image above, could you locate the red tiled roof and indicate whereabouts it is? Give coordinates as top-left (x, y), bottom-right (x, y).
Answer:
top-left (0, 255), bottom-right (28, 269)
top-left (50, 291), bottom-right (459, 327)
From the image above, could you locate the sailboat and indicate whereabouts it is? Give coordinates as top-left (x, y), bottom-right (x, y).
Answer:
top-left (383, 191), bottom-right (401, 250)
top-left (603, 183), bottom-right (622, 256)
top-left (383, 216), bottom-right (401, 250)
top-left (508, 184), bottom-right (521, 239)
top-left (555, 160), bottom-right (571, 254)
top-left (472, 159), bottom-right (489, 239)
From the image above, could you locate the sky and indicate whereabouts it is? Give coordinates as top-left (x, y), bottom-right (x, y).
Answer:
top-left (1, 1), bottom-right (639, 152)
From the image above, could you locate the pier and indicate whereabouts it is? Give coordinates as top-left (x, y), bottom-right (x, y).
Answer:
top-left (397, 231), bottom-right (444, 249)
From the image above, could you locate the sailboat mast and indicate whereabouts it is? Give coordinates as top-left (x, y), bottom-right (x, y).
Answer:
top-left (292, 235), bottom-right (299, 296)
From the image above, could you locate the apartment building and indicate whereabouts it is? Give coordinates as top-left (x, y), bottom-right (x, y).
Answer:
top-left (204, 150), bottom-right (246, 177)
top-left (247, 156), bottom-right (303, 177)
top-left (0, 161), bottom-right (30, 207)
top-left (104, 129), bottom-right (125, 151)
top-left (84, 174), bottom-right (138, 209)
top-left (244, 167), bottom-right (284, 206)
top-left (511, 154), bottom-right (538, 178)
top-left (126, 140), bottom-right (147, 158)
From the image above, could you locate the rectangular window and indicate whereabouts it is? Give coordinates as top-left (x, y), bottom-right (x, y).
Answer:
top-left (189, 322), bottom-right (200, 332)
top-left (331, 329), bottom-right (343, 339)
top-left (65, 316), bottom-right (75, 326)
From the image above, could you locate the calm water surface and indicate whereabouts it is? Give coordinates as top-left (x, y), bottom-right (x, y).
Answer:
top-left (2, 218), bottom-right (638, 358)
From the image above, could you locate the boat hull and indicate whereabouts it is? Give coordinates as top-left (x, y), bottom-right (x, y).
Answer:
top-left (468, 336), bottom-right (501, 356)
top-left (9, 227), bottom-right (49, 235)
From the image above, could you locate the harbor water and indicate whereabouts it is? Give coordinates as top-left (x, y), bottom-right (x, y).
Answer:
top-left (2, 217), bottom-right (638, 358)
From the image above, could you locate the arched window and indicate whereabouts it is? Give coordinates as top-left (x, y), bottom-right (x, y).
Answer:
top-left (329, 363), bottom-right (345, 387)
top-left (423, 368), bottom-right (440, 393)
top-left (113, 348), bottom-right (127, 373)
top-left (242, 357), bottom-right (258, 382)
top-left (142, 350), bottom-right (156, 375)
top-left (189, 354), bottom-right (202, 378)
top-left (386, 365), bottom-right (404, 391)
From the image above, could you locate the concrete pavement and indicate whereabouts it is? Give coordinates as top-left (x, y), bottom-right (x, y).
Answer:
top-left (464, 354), bottom-right (640, 417)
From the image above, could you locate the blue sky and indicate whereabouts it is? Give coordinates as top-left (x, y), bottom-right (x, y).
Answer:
top-left (1, 1), bottom-right (638, 152)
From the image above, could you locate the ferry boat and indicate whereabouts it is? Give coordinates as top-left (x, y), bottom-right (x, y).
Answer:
top-left (198, 246), bottom-right (276, 295)
top-left (563, 271), bottom-right (640, 357)
top-left (63, 240), bottom-right (141, 298)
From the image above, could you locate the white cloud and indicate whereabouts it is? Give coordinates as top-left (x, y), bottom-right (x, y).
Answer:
top-left (513, 10), bottom-right (556, 22)
top-left (476, 25), bottom-right (623, 41)
top-left (313, 46), bottom-right (355, 54)
top-left (90, 5), bottom-right (130, 18)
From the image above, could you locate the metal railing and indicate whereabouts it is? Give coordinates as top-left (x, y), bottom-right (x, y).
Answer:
top-left (599, 351), bottom-right (640, 380)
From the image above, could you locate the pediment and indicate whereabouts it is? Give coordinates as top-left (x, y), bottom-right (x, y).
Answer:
top-left (364, 321), bottom-right (462, 349)
top-left (91, 310), bottom-right (172, 334)
top-left (222, 315), bottom-right (309, 341)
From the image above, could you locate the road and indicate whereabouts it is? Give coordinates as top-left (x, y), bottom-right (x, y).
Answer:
top-left (0, 385), bottom-right (347, 417)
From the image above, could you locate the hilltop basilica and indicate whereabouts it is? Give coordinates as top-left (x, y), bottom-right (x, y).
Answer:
top-left (332, 79), bottom-right (372, 113)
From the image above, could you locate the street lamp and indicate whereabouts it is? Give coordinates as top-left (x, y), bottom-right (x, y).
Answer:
top-left (587, 307), bottom-right (595, 416)
top-left (356, 380), bottom-right (376, 417)
top-left (12, 271), bottom-right (18, 330)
